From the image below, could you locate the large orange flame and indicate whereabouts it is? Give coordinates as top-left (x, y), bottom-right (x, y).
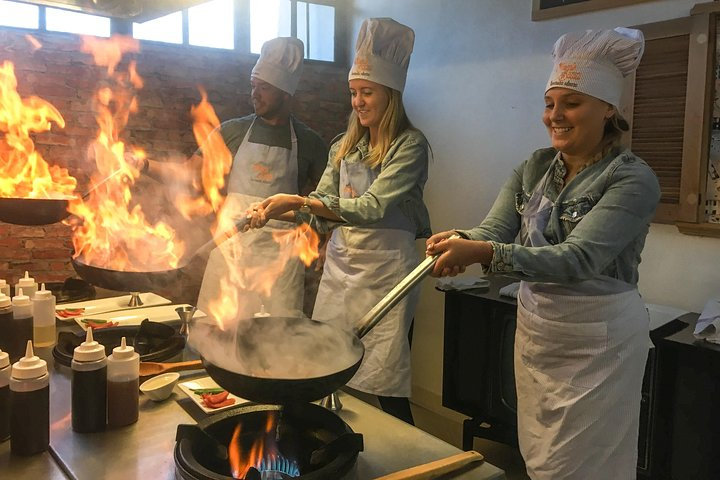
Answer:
top-left (68, 35), bottom-right (183, 271)
top-left (0, 60), bottom-right (77, 199)
top-left (205, 223), bottom-right (319, 330)
top-left (228, 412), bottom-right (280, 479)
top-left (175, 87), bottom-right (232, 221)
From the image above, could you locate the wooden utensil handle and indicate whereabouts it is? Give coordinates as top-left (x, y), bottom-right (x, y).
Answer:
top-left (164, 360), bottom-right (203, 372)
top-left (373, 451), bottom-right (484, 480)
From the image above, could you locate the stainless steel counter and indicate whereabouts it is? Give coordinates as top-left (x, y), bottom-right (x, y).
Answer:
top-left (1, 329), bottom-right (506, 480)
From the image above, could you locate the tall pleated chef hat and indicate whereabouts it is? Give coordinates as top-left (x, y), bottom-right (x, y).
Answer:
top-left (546, 27), bottom-right (645, 108)
top-left (348, 18), bottom-right (415, 92)
top-left (251, 37), bottom-right (304, 95)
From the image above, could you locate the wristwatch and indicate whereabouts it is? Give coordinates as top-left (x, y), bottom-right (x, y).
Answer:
top-left (298, 196), bottom-right (312, 214)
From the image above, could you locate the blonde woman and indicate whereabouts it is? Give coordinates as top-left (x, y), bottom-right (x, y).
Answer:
top-left (251, 18), bottom-right (430, 424)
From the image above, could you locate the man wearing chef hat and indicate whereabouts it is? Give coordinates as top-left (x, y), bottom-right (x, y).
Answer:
top-left (427, 28), bottom-right (660, 479)
top-left (193, 37), bottom-right (328, 320)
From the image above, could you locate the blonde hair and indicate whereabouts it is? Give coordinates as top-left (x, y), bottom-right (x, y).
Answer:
top-left (333, 87), bottom-right (411, 169)
top-left (601, 112), bottom-right (629, 152)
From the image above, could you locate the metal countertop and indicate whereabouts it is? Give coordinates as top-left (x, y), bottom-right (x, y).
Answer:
top-left (1, 325), bottom-right (506, 480)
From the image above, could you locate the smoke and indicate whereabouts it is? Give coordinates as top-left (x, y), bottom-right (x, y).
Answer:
top-left (188, 314), bottom-right (363, 379)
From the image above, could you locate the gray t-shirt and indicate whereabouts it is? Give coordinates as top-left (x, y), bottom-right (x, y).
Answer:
top-left (218, 114), bottom-right (328, 195)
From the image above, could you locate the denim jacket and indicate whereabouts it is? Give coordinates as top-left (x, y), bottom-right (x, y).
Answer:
top-left (298, 128), bottom-right (432, 239)
top-left (458, 147), bottom-right (660, 286)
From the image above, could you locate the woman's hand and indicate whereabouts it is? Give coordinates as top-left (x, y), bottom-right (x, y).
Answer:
top-left (247, 194), bottom-right (303, 228)
top-left (426, 236), bottom-right (492, 277)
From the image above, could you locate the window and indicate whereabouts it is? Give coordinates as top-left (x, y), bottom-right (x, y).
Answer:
top-left (0, 0), bottom-right (38, 29)
top-left (0, 0), bottom-right (340, 62)
top-left (46, 8), bottom-right (110, 37)
top-left (250, 0), bottom-right (336, 61)
top-left (189, 0), bottom-right (234, 49)
top-left (133, 12), bottom-right (183, 44)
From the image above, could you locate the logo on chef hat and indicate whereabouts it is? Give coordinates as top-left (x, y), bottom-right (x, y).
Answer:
top-left (351, 56), bottom-right (372, 77)
top-left (549, 62), bottom-right (583, 89)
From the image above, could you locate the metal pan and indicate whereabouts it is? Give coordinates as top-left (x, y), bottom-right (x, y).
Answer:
top-left (200, 253), bottom-right (440, 405)
top-left (0, 168), bottom-right (132, 226)
top-left (0, 197), bottom-right (71, 225)
top-left (70, 217), bottom-right (250, 292)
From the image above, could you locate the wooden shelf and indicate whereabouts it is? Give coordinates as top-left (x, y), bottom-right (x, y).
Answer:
top-left (675, 221), bottom-right (720, 237)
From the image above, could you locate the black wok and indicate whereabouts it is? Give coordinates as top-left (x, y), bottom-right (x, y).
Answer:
top-left (0, 169), bottom-right (131, 226)
top-left (70, 217), bottom-right (250, 292)
top-left (0, 197), bottom-right (71, 225)
top-left (198, 253), bottom-right (441, 404)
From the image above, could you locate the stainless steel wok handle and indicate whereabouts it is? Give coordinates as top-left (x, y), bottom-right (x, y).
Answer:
top-left (191, 216), bottom-right (251, 259)
top-left (353, 234), bottom-right (460, 339)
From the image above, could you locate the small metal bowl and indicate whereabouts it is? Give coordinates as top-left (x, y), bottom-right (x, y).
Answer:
top-left (140, 372), bottom-right (180, 402)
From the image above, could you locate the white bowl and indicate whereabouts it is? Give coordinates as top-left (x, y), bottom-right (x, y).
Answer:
top-left (140, 372), bottom-right (180, 402)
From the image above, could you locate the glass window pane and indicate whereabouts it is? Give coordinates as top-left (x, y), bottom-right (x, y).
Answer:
top-left (250, 0), bottom-right (290, 54)
top-left (189, 0), bottom-right (234, 49)
top-left (307, 3), bottom-right (334, 62)
top-left (133, 11), bottom-right (182, 44)
top-left (46, 8), bottom-right (110, 37)
top-left (0, 0), bottom-right (38, 29)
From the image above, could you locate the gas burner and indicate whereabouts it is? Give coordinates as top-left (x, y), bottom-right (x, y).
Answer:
top-left (174, 403), bottom-right (363, 480)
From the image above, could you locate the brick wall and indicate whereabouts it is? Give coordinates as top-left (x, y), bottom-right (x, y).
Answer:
top-left (0, 29), bottom-right (351, 291)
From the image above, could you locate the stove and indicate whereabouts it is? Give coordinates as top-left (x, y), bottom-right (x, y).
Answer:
top-left (174, 403), bottom-right (363, 480)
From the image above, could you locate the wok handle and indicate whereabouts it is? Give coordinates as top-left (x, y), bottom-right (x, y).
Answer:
top-left (353, 234), bottom-right (460, 338)
top-left (373, 450), bottom-right (484, 480)
top-left (191, 216), bottom-right (252, 260)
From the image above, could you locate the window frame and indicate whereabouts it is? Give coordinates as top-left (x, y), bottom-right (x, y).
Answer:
top-left (0, 0), bottom-right (344, 64)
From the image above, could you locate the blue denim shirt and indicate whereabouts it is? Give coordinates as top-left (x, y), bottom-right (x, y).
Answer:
top-left (458, 147), bottom-right (660, 286)
top-left (298, 128), bottom-right (432, 239)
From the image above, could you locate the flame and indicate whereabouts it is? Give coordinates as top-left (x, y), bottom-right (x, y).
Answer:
top-left (228, 412), bottom-right (283, 479)
top-left (175, 87), bottom-right (232, 221)
top-left (25, 35), bottom-right (42, 52)
top-left (205, 224), bottom-right (319, 330)
top-left (68, 36), bottom-right (184, 271)
top-left (0, 60), bottom-right (77, 200)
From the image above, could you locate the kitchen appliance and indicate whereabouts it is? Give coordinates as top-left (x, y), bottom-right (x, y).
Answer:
top-left (174, 403), bottom-right (363, 480)
top-left (53, 319), bottom-right (185, 367)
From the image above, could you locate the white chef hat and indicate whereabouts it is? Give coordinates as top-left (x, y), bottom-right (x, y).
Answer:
top-left (348, 18), bottom-right (415, 92)
top-left (251, 37), bottom-right (304, 95)
top-left (545, 27), bottom-right (645, 108)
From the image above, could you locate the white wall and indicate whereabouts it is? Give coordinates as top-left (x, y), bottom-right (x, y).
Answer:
top-left (349, 0), bottom-right (719, 404)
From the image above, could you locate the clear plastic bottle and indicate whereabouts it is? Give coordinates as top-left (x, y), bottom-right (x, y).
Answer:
top-left (10, 341), bottom-right (49, 456)
top-left (107, 337), bottom-right (139, 428)
top-left (9, 290), bottom-right (33, 363)
top-left (32, 284), bottom-right (56, 348)
top-left (0, 279), bottom-right (10, 297)
top-left (14, 272), bottom-right (37, 300)
top-left (71, 328), bottom-right (107, 433)
top-left (0, 347), bottom-right (10, 442)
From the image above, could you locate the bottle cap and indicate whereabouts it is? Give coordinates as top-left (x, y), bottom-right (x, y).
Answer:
top-left (111, 337), bottom-right (136, 360)
top-left (33, 283), bottom-right (53, 300)
top-left (253, 304), bottom-right (271, 318)
top-left (17, 271), bottom-right (36, 288)
top-left (11, 341), bottom-right (48, 379)
top-left (0, 348), bottom-right (8, 369)
top-left (12, 289), bottom-right (31, 307)
top-left (73, 328), bottom-right (106, 362)
top-left (0, 294), bottom-right (10, 308)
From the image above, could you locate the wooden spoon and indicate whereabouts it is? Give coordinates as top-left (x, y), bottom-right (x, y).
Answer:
top-left (373, 450), bottom-right (484, 480)
top-left (139, 359), bottom-right (204, 377)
